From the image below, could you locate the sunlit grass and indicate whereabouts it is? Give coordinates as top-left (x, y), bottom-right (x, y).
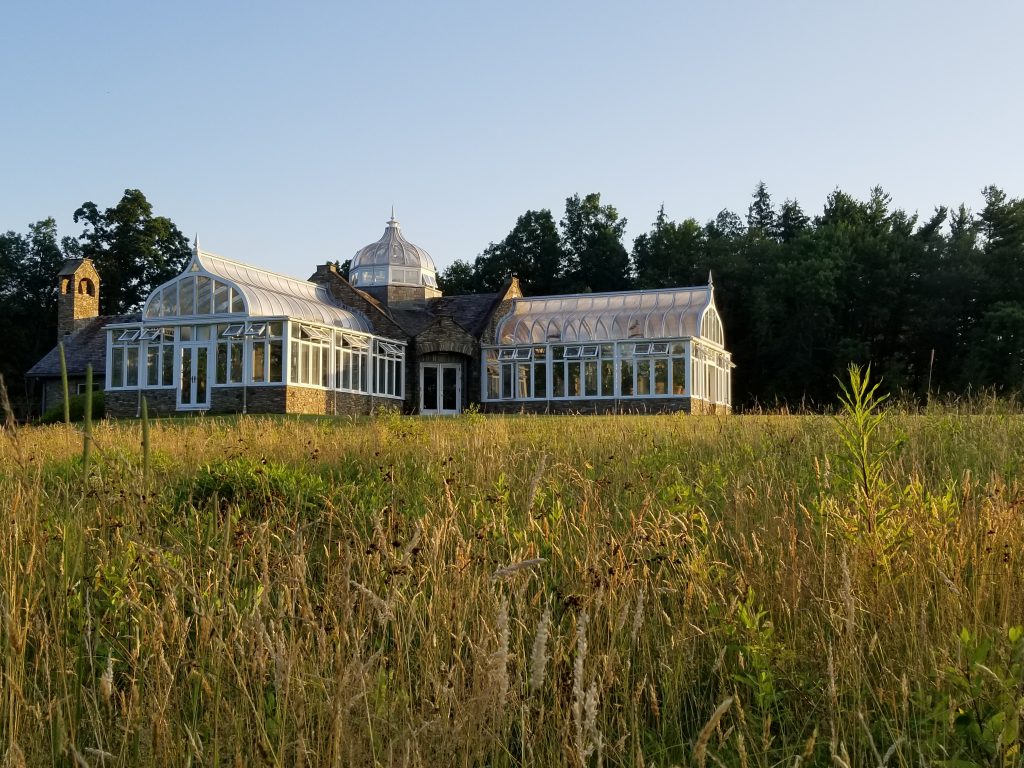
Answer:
top-left (3, 402), bottom-right (1024, 766)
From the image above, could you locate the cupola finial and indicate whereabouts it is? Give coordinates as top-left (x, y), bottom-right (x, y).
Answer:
top-left (708, 270), bottom-right (714, 289)
top-left (194, 233), bottom-right (200, 254)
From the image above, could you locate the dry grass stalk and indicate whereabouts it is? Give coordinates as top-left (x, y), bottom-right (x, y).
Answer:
top-left (349, 580), bottom-right (393, 622)
top-left (492, 596), bottom-right (510, 710)
top-left (630, 586), bottom-right (646, 645)
top-left (572, 610), bottom-right (591, 764)
top-left (99, 655), bottom-right (114, 704)
top-left (492, 557), bottom-right (545, 580)
top-left (529, 603), bottom-right (552, 693)
top-left (840, 551), bottom-right (855, 637)
top-left (694, 696), bottom-right (733, 768)
top-left (524, 453), bottom-right (548, 515)
top-left (4, 743), bottom-right (26, 768)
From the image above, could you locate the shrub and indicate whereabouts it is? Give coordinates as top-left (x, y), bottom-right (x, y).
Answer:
top-left (169, 457), bottom-right (330, 518)
top-left (39, 390), bottom-right (104, 424)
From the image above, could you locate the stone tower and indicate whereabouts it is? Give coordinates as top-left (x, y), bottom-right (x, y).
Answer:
top-left (57, 258), bottom-right (100, 339)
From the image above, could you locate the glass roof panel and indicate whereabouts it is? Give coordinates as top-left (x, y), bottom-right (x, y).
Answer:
top-left (496, 286), bottom-right (716, 344)
top-left (143, 250), bottom-right (372, 332)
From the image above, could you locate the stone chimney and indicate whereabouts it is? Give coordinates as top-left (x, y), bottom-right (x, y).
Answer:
top-left (308, 263), bottom-right (339, 285)
top-left (57, 258), bottom-right (100, 339)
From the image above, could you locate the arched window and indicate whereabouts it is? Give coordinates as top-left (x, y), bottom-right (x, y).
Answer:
top-left (62, 278), bottom-right (73, 294)
top-left (701, 306), bottom-right (724, 347)
top-left (78, 278), bottom-right (95, 296)
top-left (144, 275), bottom-right (245, 318)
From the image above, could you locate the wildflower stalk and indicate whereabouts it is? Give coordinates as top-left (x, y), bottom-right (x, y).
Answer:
top-left (141, 395), bottom-right (150, 486)
top-left (82, 364), bottom-right (92, 472)
top-left (59, 341), bottom-right (69, 426)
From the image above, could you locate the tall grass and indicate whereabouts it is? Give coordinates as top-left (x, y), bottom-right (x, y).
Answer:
top-left (2, 391), bottom-right (1024, 765)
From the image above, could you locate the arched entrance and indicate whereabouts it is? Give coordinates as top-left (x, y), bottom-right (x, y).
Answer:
top-left (415, 319), bottom-right (476, 416)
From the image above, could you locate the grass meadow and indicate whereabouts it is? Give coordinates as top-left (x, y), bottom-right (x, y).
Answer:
top-left (3, 385), bottom-right (1024, 766)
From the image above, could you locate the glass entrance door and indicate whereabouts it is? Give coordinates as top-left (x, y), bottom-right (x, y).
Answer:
top-left (420, 363), bottom-right (461, 415)
top-left (178, 344), bottom-right (212, 410)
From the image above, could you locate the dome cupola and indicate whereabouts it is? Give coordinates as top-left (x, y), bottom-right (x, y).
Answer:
top-left (350, 212), bottom-right (438, 291)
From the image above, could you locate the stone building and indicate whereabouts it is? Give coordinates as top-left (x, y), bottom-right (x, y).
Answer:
top-left (28, 215), bottom-right (732, 417)
top-left (26, 258), bottom-right (126, 414)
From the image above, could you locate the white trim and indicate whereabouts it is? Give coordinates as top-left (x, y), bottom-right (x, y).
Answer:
top-left (420, 363), bottom-right (462, 415)
top-left (481, 337), bottom-right (709, 404)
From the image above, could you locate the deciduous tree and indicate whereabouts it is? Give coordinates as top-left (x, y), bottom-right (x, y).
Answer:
top-left (74, 188), bottom-right (191, 314)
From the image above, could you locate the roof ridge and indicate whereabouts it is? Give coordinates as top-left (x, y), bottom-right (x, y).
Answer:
top-left (197, 249), bottom-right (322, 291)
top-left (518, 284), bottom-right (711, 302)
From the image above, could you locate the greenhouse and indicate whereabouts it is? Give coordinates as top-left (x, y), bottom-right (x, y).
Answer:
top-left (102, 247), bottom-right (407, 416)
top-left (481, 283), bottom-right (731, 412)
top-left (30, 214), bottom-right (732, 418)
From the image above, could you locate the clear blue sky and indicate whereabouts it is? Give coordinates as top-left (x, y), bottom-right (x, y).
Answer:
top-left (3, 0), bottom-right (1022, 276)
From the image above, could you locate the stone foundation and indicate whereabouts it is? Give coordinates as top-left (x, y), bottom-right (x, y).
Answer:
top-left (284, 386), bottom-right (390, 415)
top-left (105, 385), bottom-right (394, 418)
top-left (40, 376), bottom-right (103, 415)
top-left (480, 397), bottom-right (731, 415)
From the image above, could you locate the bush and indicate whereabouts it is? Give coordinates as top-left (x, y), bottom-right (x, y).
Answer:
top-left (39, 390), bottom-right (105, 424)
top-left (169, 457), bottom-right (330, 518)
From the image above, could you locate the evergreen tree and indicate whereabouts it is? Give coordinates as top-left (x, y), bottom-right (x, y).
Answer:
top-left (746, 181), bottom-right (777, 237)
top-left (776, 199), bottom-right (810, 243)
top-left (632, 205), bottom-right (704, 288)
top-left (560, 193), bottom-right (632, 292)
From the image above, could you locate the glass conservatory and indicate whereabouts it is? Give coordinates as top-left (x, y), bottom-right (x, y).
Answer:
top-left (104, 247), bottom-right (406, 412)
top-left (482, 283), bottom-right (731, 409)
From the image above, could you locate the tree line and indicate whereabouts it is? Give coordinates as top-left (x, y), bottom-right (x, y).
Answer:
top-left (2, 184), bottom-right (1022, 415)
top-left (439, 184), bottom-right (1024, 407)
top-left (0, 189), bottom-right (190, 415)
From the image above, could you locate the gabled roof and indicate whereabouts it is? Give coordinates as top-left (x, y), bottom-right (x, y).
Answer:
top-left (495, 285), bottom-right (716, 344)
top-left (429, 293), bottom-right (504, 337)
top-left (58, 258), bottom-right (90, 276)
top-left (27, 314), bottom-right (139, 378)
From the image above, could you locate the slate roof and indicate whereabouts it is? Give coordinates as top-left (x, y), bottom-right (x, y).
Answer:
top-left (428, 293), bottom-right (504, 336)
top-left (26, 314), bottom-right (139, 378)
top-left (384, 292), bottom-right (502, 338)
top-left (57, 258), bottom-right (87, 276)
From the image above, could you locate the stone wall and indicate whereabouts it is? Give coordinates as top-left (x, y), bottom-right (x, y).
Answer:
top-left (106, 385), bottom-right (728, 419)
top-left (105, 384), bottom-right (389, 418)
top-left (41, 377), bottom-right (99, 415)
top-left (106, 389), bottom-right (177, 418)
top-left (309, 267), bottom-right (407, 339)
top-left (688, 398), bottom-right (732, 415)
top-left (284, 385), bottom-right (382, 415)
top-left (481, 397), bottom-right (728, 416)
top-left (58, 259), bottom-right (101, 338)
top-left (360, 284), bottom-right (442, 307)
